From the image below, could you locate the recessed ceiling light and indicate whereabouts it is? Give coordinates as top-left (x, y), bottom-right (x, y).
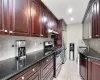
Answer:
top-left (68, 8), bottom-right (73, 13)
top-left (70, 17), bottom-right (74, 21)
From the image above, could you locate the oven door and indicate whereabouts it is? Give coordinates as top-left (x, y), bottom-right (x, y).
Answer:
top-left (54, 50), bottom-right (63, 77)
top-left (56, 53), bottom-right (62, 69)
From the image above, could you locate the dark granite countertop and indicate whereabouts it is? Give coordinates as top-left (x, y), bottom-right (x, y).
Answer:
top-left (78, 48), bottom-right (100, 60)
top-left (0, 49), bottom-right (55, 80)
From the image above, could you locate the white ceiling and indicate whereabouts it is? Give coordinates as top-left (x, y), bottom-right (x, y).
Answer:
top-left (42, 0), bottom-right (90, 24)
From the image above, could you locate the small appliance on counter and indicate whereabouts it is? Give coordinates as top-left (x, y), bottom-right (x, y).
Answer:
top-left (16, 40), bottom-right (26, 60)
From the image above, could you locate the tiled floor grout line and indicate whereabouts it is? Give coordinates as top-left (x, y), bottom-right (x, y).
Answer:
top-left (53, 60), bottom-right (82, 80)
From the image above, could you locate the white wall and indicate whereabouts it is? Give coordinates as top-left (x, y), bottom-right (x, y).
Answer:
top-left (66, 23), bottom-right (83, 60)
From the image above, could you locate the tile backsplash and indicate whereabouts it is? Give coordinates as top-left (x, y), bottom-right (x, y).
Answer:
top-left (0, 35), bottom-right (53, 61)
top-left (84, 39), bottom-right (100, 53)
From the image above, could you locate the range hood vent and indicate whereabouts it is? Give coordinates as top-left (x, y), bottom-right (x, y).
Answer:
top-left (48, 29), bottom-right (58, 35)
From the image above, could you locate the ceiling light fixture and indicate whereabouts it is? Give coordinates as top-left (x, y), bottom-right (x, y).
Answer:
top-left (68, 8), bottom-right (73, 13)
top-left (70, 17), bottom-right (74, 21)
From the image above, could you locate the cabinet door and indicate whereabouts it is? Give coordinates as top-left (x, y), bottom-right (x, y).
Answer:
top-left (88, 58), bottom-right (100, 80)
top-left (80, 54), bottom-right (87, 80)
top-left (0, 0), bottom-right (9, 34)
top-left (88, 59), bottom-right (92, 80)
top-left (9, 0), bottom-right (30, 36)
top-left (51, 18), bottom-right (57, 32)
top-left (47, 14), bottom-right (52, 30)
top-left (88, 7), bottom-right (92, 39)
top-left (31, 1), bottom-right (41, 37)
top-left (57, 20), bottom-right (62, 47)
top-left (92, 0), bottom-right (100, 38)
top-left (53, 19), bottom-right (57, 32)
top-left (40, 9), bottom-right (48, 37)
top-left (44, 71), bottom-right (53, 80)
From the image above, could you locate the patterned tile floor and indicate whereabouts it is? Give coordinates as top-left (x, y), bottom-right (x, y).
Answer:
top-left (53, 60), bottom-right (82, 80)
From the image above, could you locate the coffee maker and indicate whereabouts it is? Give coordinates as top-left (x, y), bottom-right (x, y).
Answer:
top-left (16, 40), bottom-right (26, 60)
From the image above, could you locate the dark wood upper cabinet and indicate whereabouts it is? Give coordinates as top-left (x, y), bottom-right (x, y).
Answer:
top-left (82, 0), bottom-right (100, 39)
top-left (92, 0), bottom-right (100, 38)
top-left (53, 19), bottom-right (57, 32)
top-left (40, 8), bottom-right (48, 37)
top-left (30, 0), bottom-right (41, 37)
top-left (57, 20), bottom-right (63, 47)
top-left (0, 0), bottom-right (58, 37)
top-left (0, 0), bottom-right (3, 33)
top-left (9, 0), bottom-right (30, 36)
top-left (0, 0), bottom-right (9, 34)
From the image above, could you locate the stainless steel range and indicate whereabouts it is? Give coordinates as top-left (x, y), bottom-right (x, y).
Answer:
top-left (44, 41), bottom-right (54, 56)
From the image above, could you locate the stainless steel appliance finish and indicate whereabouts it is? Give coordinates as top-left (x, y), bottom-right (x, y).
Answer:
top-left (16, 40), bottom-right (26, 60)
top-left (54, 49), bottom-right (62, 77)
top-left (69, 43), bottom-right (74, 61)
top-left (44, 41), bottom-right (54, 55)
top-left (62, 41), bottom-right (67, 64)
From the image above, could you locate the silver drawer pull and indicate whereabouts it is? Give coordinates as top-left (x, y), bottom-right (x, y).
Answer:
top-left (21, 76), bottom-right (24, 80)
top-left (4, 30), bottom-right (8, 32)
top-left (40, 34), bottom-right (43, 36)
top-left (96, 35), bottom-right (99, 37)
top-left (32, 68), bottom-right (35, 72)
top-left (10, 31), bottom-right (13, 33)
top-left (46, 59), bottom-right (48, 62)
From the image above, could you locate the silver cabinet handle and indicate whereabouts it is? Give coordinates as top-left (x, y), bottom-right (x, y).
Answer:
top-left (88, 59), bottom-right (90, 61)
top-left (40, 34), bottom-right (43, 37)
top-left (10, 31), bottom-right (13, 33)
top-left (51, 56), bottom-right (52, 59)
top-left (4, 30), bottom-right (8, 33)
top-left (21, 76), bottom-right (24, 80)
top-left (32, 68), bottom-right (35, 72)
top-left (96, 35), bottom-right (99, 37)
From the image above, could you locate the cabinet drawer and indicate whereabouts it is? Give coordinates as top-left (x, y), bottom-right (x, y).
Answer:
top-left (40, 55), bottom-right (53, 67)
top-left (28, 71), bottom-right (40, 80)
top-left (11, 63), bottom-right (40, 80)
top-left (43, 68), bottom-right (53, 80)
top-left (41, 60), bottom-right (53, 79)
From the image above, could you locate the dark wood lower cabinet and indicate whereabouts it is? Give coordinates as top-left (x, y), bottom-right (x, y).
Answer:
top-left (88, 58), bottom-right (100, 80)
top-left (80, 53), bottom-right (100, 80)
top-left (79, 54), bottom-right (88, 80)
top-left (10, 55), bottom-right (54, 80)
top-left (28, 71), bottom-right (40, 80)
top-left (43, 68), bottom-right (53, 80)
